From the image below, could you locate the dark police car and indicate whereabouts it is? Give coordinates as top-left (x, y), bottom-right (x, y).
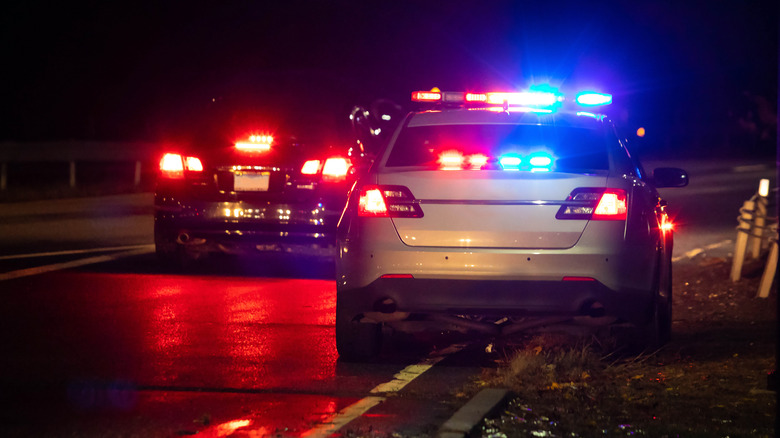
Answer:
top-left (154, 130), bottom-right (365, 267)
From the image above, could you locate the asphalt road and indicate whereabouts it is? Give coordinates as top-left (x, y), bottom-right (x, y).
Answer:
top-left (0, 158), bottom-right (775, 437)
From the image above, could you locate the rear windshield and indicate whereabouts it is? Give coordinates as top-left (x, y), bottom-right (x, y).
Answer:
top-left (385, 124), bottom-right (610, 172)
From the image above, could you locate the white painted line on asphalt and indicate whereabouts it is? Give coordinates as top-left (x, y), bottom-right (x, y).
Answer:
top-left (0, 244), bottom-right (153, 261)
top-left (301, 396), bottom-right (386, 438)
top-left (672, 239), bottom-right (732, 263)
top-left (301, 343), bottom-right (466, 438)
top-left (370, 343), bottom-right (466, 394)
top-left (0, 245), bottom-right (154, 281)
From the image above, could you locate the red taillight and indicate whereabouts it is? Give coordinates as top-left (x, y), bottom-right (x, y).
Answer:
top-left (592, 189), bottom-right (627, 220)
top-left (322, 157), bottom-right (351, 182)
top-left (159, 153), bottom-right (203, 179)
top-left (556, 188), bottom-right (627, 220)
top-left (357, 185), bottom-right (423, 218)
top-left (301, 159), bottom-right (321, 175)
top-left (185, 156), bottom-right (203, 172)
top-left (301, 157), bottom-right (352, 182)
top-left (358, 188), bottom-right (388, 216)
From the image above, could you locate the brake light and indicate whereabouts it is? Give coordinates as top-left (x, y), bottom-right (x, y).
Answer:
top-left (357, 185), bottom-right (423, 218)
top-left (322, 157), bottom-right (351, 182)
top-left (159, 153), bottom-right (203, 179)
top-left (185, 156), bottom-right (203, 172)
top-left (358, 188), bottom-right (387, 216)
top-left (556, 188), bottom-right (627, 220)
top-left (301, 159), bottom-right (321, 175)
top-left (592, 190), bottom-right (627, 220)
top-left (235, 135), bottom-right (273, 151)
top-left (160, 153), bottom-right (184, 173)
top-left (301, 157), bottom-right (352, 182)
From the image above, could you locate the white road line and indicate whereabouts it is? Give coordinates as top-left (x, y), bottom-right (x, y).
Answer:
top-left (301, 343), bottom-right (466, 438)
top-left (0, 245), bottom-right (154, 281)
top-left (672, 239), bottom-right (732, 262)
top-left (0, 244), bottom-right (153, 261)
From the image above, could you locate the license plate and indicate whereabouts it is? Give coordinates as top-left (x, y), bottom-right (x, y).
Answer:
top-left (234, 172), bottom-right (270, 191)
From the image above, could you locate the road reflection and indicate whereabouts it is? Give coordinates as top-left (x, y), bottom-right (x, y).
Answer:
top-left (139, 273), bottom-right (338, 389)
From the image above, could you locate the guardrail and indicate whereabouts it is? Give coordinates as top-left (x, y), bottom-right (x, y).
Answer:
top-left (0, 141), bottom-right (160, 191)
top-left (730, 178), bottom-right (778, 298)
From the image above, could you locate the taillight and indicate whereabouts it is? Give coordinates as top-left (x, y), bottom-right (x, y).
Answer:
top-left (301, 159), bottom-right (321, 175)
top-left (185, 156), bottom-right (203, 172)
top-left (592, 190), bottom-right (627, 220)
top-left (301, 157), bottom-right (352, 182)
top-left (322, 157), bottom-right (351, 182)
top-left (357, 185), bottom-right (423, 218)
top-left (556, 188), bottom-right (627, 220)
top-left (159, 153), bottom-right (203, 179)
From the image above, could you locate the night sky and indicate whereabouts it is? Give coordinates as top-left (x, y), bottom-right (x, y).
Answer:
top-left (1, 1), bottom-right (777, 156)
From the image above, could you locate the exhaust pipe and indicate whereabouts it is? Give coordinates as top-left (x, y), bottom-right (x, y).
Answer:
top-left (177, 233), bottom-right (190, 244)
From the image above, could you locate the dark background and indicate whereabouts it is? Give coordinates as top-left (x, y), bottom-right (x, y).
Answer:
top-left (1, 0), bottom-right (777, 158)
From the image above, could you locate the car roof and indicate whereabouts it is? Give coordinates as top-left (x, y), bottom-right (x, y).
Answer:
top-left (406, 108), bottom-right (608, 129)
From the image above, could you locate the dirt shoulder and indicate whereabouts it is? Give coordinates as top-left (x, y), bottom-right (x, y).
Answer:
top-left (475, 255), bottom-right (777, 437)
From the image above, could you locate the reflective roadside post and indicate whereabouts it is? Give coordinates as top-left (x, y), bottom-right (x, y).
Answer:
top-left (757, 224), bottom-right (778, 298)
top-left (731, 199), bottom-right (755, 282)
top-left (749, 179), bottom-right (770, 258)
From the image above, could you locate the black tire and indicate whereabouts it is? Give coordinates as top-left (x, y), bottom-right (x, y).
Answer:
top-left (335, 299), bottom-right (382, 361)
top-left (637, 258), bottom-right (673, 350)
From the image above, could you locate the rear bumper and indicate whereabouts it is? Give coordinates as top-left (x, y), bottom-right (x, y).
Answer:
top-left (154, 197), bottom-right (341, 257)
top-left (338, 277), bottom-right (653, 326)
top-left (335, 219), bottom-right (660, 325)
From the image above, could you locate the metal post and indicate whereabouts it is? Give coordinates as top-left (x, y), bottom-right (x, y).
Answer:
top-left (69, 160), bottom-right (77, 188)
top-left (134, 161), bottom-right (142, 187)
top-left (731, 200), bottom-right (754, 282)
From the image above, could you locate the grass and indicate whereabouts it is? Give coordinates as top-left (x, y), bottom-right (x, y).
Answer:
top-left (473, 255), bottom-right (778, 437)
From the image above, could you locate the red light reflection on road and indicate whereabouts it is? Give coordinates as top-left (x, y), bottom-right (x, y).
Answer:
top-left (139, 274), bottom-right (338, 389)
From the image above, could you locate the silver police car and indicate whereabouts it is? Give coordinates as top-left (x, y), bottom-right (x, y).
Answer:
top-left (335, 87), bottom-right (688, 360)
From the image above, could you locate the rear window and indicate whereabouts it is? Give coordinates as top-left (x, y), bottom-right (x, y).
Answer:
top-left (385, 124), bottom-right (610, 172)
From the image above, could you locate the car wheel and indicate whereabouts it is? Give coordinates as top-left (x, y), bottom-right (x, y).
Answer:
top-left (637, 258), bottom-right (673, 350)
top-left (335, 299), bottom-right (382, 361)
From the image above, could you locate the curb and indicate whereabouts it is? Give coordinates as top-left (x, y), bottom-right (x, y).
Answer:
top-left (437, 388), bottom-right (510, 438)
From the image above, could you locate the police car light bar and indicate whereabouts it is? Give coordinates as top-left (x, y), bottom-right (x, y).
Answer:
top-left (412, 88), bottom-right (612, 109)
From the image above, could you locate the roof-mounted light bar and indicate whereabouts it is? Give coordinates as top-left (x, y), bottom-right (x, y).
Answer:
top-left (411, 87), bottom-right (612, 110)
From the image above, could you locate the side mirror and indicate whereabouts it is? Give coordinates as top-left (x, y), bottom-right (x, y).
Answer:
top-left (653, 167), bottom-right (689, 188)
